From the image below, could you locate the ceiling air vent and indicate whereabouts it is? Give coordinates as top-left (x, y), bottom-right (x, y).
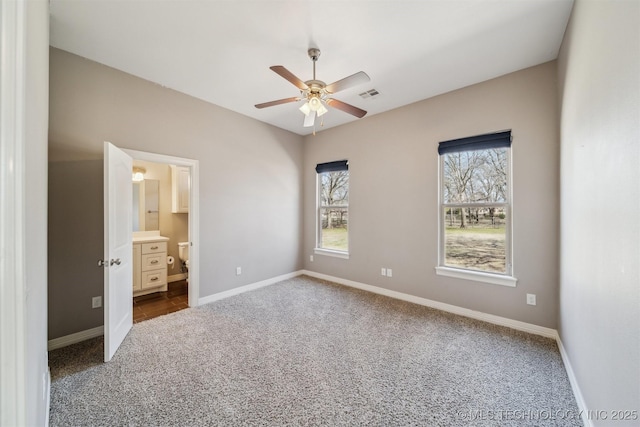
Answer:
top-left (359, 89), bottom-right (380, 99)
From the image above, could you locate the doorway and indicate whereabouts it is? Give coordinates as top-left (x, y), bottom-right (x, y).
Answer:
top-left (103, 144), bottom-right (199, 361)
top-left (131, 159), bottom-right (189, 322)
top-left (124, 148), bottom-right (199, 310)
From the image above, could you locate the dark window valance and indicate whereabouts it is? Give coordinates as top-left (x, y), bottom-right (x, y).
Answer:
top-left (316, 160), bottom-right (348, 173)
top-left (438, 130), bottom-right (511, 155)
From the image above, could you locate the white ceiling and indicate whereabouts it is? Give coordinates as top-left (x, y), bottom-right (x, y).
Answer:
top-left (49, 0), bottom-right (574, 136)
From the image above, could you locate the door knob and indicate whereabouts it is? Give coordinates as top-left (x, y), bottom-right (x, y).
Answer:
top-left (110, 258), bottom-right (121, 266)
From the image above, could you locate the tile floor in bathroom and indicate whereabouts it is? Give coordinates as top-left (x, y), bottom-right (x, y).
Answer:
top-left (133, 280), bottom-right (188, 323)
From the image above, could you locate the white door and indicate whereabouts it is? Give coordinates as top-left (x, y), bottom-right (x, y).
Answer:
top-left (103, 142), bottom-right (133, 362)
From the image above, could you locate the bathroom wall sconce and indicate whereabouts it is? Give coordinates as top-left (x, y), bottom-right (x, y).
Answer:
top-left (132, 167), bottom-right (146, 182)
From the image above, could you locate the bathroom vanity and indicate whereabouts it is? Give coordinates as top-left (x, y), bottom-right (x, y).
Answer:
top-left (132, 233), bottom-right (169, 297)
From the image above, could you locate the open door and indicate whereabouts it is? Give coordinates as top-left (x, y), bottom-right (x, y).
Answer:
top-left (103, 142), bottom-right (133, 361)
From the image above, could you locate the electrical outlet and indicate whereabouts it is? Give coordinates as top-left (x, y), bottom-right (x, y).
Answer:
top-left (526, 294), bottom-right (536, 306)
top-left (386, 268), bottom-right (393, 277)
top-left (92, 296), bottom-right (102, 308)
top-left (310, 255), bottom-right (314, 262)
top-left (236, 267), bottom-right (242, 276)
top-left (381, 268), bottom-right (386, 276)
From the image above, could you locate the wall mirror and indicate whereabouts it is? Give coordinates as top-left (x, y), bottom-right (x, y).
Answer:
top-left (132, 179), bottom-right (159, 231)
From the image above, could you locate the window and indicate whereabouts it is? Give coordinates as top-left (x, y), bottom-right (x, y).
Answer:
top-left (316, 160), bottom-right (349, 258)
top-left (436, 131), bottom-right (516, 287)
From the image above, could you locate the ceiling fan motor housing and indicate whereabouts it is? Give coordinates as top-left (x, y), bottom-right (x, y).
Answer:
top-left (308, 48), bottom-right (321, 61)
top-left (304, 80), bottom-right (327, 98)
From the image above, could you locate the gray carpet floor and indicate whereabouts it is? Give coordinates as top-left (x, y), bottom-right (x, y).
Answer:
top-left (49, 275), bottom-right (582, 426)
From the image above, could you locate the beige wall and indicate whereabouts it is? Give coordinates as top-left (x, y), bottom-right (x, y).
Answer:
top-left (49, 48), bottom-right (304, 339)
top-left (558, 0), bottom-right (640, 420)
top-left (48, 160), bottom-right (104, 339)
top-left (303, 62), bottom-right (560, 328)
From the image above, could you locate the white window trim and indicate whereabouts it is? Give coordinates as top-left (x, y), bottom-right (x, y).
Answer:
top-left (435, 266), bottom-right (517, 287)
top-left (314, 247), bottom-right (350, 259)
top-left (315, 169), bottom-right (350, 257)
top-left (437, 146), bottom-right (516, 286)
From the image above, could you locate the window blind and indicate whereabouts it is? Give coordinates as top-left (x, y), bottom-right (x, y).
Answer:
top-left (315, 160), bottom-right (348, 173)
top-left (438, 130), bottom-right (511, 155)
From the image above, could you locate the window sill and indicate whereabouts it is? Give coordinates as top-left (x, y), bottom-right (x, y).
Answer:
top-left (435, 266), bottom-right (517, 287)
top-left (314, 248), bottom-right (350, 260)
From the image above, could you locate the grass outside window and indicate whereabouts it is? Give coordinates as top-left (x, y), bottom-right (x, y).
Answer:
top-left (320, 226), bottom-right (348, 252)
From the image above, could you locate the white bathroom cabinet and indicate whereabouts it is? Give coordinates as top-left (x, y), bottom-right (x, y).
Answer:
top-left (171, 165), bottom-right (190, 213)
top-left (132, 239), bottom-right (168, 297)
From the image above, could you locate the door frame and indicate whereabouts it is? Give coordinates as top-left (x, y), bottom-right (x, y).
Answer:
top-left (1, 0), bottom-right (28, 422)
top-left (123, 148), bottom-right (200, 308)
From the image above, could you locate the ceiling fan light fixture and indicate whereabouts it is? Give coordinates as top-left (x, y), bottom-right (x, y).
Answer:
top-left (299, 102), bottom-right (311, 116)
top-left (316, 103), bottom-right (328, 117)
top-left (308, 95), bottom-right (322, 111)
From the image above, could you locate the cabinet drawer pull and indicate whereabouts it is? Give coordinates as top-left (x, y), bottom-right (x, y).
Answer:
top-left (150, 276), bottom-right (159, 281)
top-left (150, 260), bottom-right (159, 264)
top-left (150, 246), bottom-right (158, 250)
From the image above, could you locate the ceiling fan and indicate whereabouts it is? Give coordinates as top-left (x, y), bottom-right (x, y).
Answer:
top-left (255, 48), bottom-right (370, 129)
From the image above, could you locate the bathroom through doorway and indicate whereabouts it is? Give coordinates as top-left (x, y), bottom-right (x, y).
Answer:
top-left (125, 148), bottom-right (199, 313)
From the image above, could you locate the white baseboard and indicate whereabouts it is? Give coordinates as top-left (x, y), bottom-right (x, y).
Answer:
top-left (198, 270), bottom-right (303, 306)
top-left (556, 334), bottom-right (591, 427)
top-left (47, 325), bottom-right (104, 351)
top-left (301, 270), bottom-right (557, 339)
top-left (168, 273), bottom-right (188, 283)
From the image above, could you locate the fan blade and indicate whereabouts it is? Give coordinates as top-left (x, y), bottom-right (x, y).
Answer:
top-left (303, 110), bottom-right (316, 127)
top-left (254, 97), bottom-right (300, 109)
top-left (325, 71), bottom-right (370, 94)
top-left (270, 66), bottom-right (309, 91)
top-left (326, 99), bottom-right (367, 118)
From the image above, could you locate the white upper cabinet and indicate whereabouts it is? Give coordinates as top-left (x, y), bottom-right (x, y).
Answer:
top-left (171, 165), bottom-right (190, 213)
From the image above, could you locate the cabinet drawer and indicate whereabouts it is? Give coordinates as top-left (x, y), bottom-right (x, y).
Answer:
top-left (141, 269), bottom-right (167, 290)
top-left (141, 241), bottom-right (167, 255)
top-left (141, 253), bottom-right (165, 272)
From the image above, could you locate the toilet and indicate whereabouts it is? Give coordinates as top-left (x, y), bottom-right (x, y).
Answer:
top-left (178, 242), bottom-right (189, 279)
